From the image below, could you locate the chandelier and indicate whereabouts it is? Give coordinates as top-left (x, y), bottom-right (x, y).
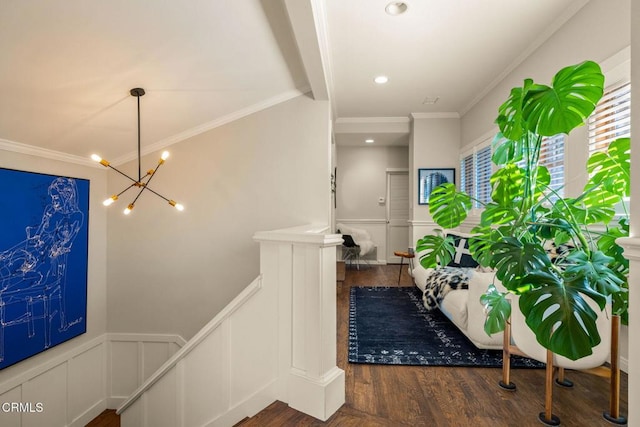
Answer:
top-left (91, 88), bottom-right (184, 215)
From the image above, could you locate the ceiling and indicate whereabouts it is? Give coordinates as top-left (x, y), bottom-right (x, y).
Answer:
top-left (0, 0), bottom-right (587, 162)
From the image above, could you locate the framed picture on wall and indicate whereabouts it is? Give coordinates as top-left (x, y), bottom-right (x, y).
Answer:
top-left (418, 168), bottom-right (455, 205)
top-left (0, 168), bottom-right (89, 369)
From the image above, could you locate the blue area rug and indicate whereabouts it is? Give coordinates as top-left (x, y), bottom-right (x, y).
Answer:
top-left (348, 286), bottom-right (543, 368)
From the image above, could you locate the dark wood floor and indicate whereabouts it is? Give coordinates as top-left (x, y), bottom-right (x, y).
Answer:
top-left (86, 409), bottom-right (119, 427)
top-left (88, 264), bottom-right (628, 427)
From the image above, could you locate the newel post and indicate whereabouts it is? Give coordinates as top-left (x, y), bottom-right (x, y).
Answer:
top-left (254, 225), bottom-right (345, 421)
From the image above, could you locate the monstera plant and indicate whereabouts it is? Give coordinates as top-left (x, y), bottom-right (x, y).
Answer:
top-left (417, 60), bottom-right (630, 361)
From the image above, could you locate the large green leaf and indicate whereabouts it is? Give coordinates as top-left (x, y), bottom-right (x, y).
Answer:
top-left (490, 164), bottom-right (525, 206)
top-left (597, 226), bottom-right (629, 274)
top-left (565, 250), bottom-right (623, 296)
top-left (416, 234), bottom-right (455, 268)
top-left (612, 289), bottom-right (629, 325)
top-left (530, 165), bottom-right (552, 204)
top-left (480, 285), bottom-right (511, 335)
top-left (490, 238), bottom-right (551, 291)
top-left (535, 217), bottom-right (573, 241)
top-left (429, 183), bottom-right (472, 229)
top-left (492, 133), bottom-right (527, 165)
top-left (519, 271), bottom-right (606, 360)
top-left (553, 197), bottom-right (615, 225)
top-left (480, 203), bottom-right (518, 226)
top-left (468, 226), bottom-right (501, 267)
top-left (580, 185), bottom-right (623, 211)
top-left (523, 61), bottom-right (604, 136)
top-left (586, 137), bottom-right (630, 198)
top-left (495, 82), bottom-right (530, 141)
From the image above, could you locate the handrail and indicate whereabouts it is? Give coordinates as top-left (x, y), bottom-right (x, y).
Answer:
top-left (116, 274), bottom-right (263, 414)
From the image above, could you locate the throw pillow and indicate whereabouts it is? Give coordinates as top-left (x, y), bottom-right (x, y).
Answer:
top-left (446, 234), bottom-right (479, 268)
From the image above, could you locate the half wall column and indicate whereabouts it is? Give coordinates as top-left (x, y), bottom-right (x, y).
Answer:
top-left (617, 239), bottom-right (640, 427)
top-left (254, 225), bottom-right (345, 421)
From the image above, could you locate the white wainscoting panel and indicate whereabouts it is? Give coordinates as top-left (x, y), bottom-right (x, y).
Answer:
top-left (145, 368), bottom-right (177, 427)
top-left (0, 337), bottom-right (106, 427)
top-left (107, 334), bottom-right (185, 408)
top-left (0, 386), bottom-right (22, 426)
top-left (118, 276), bottom-right (277, 427)
top-left (118, 225), bottom-right (344, 426)
top-left (68, 344), bottom-right (104, 423)
top-left (410, 220), bottom-right (439, 249)
top-left (22, 363), bottom-right (67, 427)
top-left (182, 327), bottom-right (229, 427)
top-left (108, 341), bottom-right (138, 402)
top-left (0, 333), bottom-right (184, 427)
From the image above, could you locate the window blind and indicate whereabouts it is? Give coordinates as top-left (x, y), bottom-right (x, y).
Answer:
top-left (539, 134), bottom-right (565, 199)
top-left (475, 145), bottom-right (492, 206)
top-left (460, 145), bottom-right (491, 208)
top-left (588, 81), bottom-right (631, 155)
top-left (461, 153), bottom-right (474, 196)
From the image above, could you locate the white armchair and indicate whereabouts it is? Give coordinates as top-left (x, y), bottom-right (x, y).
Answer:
top-left (336, 223), bottom-right (375, 268)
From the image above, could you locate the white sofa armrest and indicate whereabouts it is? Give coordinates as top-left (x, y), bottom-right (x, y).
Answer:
top-left (466, 270), bottom-right (503, 348)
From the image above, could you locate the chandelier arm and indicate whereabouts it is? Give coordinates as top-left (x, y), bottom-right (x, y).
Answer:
top-left (129, 184), bottom-right (148, 207)
top-left (142, 162), bottom-right (161, 186)
top-left (141, 185), bottom-right (172, 203)
top-left (115, 183), bottom-right (139, 198)
top-left (107, 164), bottom-right (140, 185)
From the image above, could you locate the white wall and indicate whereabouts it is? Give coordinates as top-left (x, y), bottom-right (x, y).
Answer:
top-left (335, 145), bottom-right (408, 261)
top-left (335, 145), bottom-right (408, 220)
top-left (461, 0), bottom-right (630, 147)
top-left (409, 116), bottom-right (461, 245)
top-left (0, 150), bottom-right (108, 426)
top-left (106, 94), bottom-right (332, 340)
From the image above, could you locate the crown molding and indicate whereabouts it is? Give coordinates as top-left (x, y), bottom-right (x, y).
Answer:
top-left (1, 87), bottom-right (311, 168)
top-left (410, 112), bottom-right (460, 119)
top-left (335, 116), bottom-right (410, 124)
top-left (111, 86), bottom-right (311, 165)
top-left (0, 138), bottom-right (95, 167)
top-left (459, 0), bottom-right (589, 116)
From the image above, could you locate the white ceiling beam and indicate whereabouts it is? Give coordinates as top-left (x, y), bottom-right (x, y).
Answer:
top-left (284, 0), bottom-right (332, 102)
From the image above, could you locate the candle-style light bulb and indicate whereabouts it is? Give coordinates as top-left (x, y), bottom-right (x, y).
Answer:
top-left (161, 151), bottom-right (170, 160)
top-left (169, 200), bottom-right (184, 211)
top-left (91, 153), bottom-right (110, 167)
top-left (123, 204), bottom-right (134, 215)
top-left (103, 195), bottom-right (118, 206)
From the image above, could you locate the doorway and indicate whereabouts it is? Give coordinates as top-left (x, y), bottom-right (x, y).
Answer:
top-left (386, 170), bottom-right (409, 264)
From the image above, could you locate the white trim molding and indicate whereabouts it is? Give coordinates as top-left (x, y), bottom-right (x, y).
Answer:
top-left (112, 87), bottom-right (311, 165)
top-left (0, 138), bottom-right (95, 167)
top-left (410, 112), bottom-right (460, 120)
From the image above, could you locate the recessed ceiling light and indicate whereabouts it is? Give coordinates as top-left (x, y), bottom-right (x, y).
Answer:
top-left (374, 76), bottom-right (389, 84)
top-left (365, 139), bottom-right (375, 144)
top-left (385, 2), bottom-right (408, 16)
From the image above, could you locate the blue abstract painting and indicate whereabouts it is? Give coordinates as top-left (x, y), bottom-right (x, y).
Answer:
top-left (0, 168), bottom-right (89, 369)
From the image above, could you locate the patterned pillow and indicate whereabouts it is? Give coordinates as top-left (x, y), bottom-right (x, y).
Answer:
top-left (446, 234), bottom-right (479, 268)
top-left (423, 267), bottom-right (470, 310)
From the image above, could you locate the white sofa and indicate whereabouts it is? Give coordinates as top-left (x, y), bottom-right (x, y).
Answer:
top-left (411, 254), bottom-right (503, 350)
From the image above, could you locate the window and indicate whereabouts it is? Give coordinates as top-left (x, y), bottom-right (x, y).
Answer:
top-left (461, 153), bottom-right (474, 196)
top-left (539, 134), bottom-right (565, 200)
top-left (588, 81), bottom-right (631, 154)
top-left (475, 146), bottom-right (492, 206)
top-left (460, 144), bottom-right (492, 208)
